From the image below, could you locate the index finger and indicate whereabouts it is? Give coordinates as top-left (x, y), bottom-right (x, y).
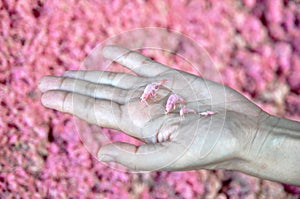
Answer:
top-left (102, 45), bottom-right (171, 77)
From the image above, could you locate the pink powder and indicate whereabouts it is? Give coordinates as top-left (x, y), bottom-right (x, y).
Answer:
top-left (1, 0), bottom-right (300, 198)
top-left (264, 0), bottom-right (283, 24)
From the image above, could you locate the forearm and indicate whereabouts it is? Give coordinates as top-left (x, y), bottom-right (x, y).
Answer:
top-left (238, 114), bottom-right (300, 185)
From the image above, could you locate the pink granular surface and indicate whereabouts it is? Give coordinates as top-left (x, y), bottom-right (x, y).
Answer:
top-left (1, 0), bottom-right (300, 198)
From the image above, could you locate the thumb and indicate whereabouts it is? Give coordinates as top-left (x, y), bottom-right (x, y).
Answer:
top-left (97, 142), bottom-right (176, 171)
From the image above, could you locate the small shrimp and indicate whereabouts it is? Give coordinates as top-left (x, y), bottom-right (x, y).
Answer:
top-left (199, 111), bottom-right (217, 116)
top-left (180, 106), bottom-right (217, 118)
top-left (165, 94), bottom-right (186, 114)
top-left (140, 79), bottom-right (167, 104)
top-left (179, 106), bottom-right (197, 117)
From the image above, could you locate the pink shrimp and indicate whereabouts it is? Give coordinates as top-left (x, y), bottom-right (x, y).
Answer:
top-left (140, 79), bottom-right (167, 104)
top-left (165, 94), bottom-right (186, 114)
top-left (199, 111), bottom-right (217, 116)
top-left (179, 106), bottom-right (197, 117)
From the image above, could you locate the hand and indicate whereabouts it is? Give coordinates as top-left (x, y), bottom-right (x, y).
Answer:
top-left (38, 45), bottom-right (266, 172)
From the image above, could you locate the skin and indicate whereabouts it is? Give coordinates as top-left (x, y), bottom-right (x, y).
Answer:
top-left (38, 45), bottom-right (300, 185)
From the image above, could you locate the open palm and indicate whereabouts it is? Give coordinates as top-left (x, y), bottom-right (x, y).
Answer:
top-left (39, 45), bottom-right (267, 171)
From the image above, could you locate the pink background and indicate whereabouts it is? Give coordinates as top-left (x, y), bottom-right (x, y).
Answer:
top-left (1, 0), bottom-right (300, 198)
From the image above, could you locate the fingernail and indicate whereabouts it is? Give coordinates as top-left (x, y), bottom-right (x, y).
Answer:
top-left (99, 154), bottom-right (115, 162)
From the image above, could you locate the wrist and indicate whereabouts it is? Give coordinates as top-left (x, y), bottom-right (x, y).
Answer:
top-left (236, 113), bottom-right (300, 185)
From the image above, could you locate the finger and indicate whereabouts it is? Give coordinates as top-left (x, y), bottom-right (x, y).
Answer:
top-left (39, 76), bottom-right (131, 104)
top-left (98, 142), bottom-right (180, 171)
top-left (41, 90), bottom-right (122, 130)
top-left (102, 45), bottom-right (170, 77)
top-left (62, 70), bottom-right (142, 89)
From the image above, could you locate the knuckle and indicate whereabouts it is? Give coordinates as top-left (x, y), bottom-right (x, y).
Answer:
top-left (118, 50), bottom-right (133, 63)
top-left (118, 88), bottom-right (128, 100)
top-left (62, 92), bottom-right (73, 112)
top-left (60, 77), bottom-right (69, 89)
top-left (84, 97), bottom-right (96, 121)
top-left (85, 82), bottom-right (96, 95)
top-left (106, 72), bottom-right (116, 82)
top-left (141, 57), bottom-right (154, 65)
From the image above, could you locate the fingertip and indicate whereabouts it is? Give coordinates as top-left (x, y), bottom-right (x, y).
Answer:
top-left (37, 76), bottom-right (48, 92)
top-left (97, 142), bottom-right (172, 171)
top-left (38, 76), bottom-right (62, 92)
top-left (102, 45), bottom-right (130, 60)
top-left (40, 91), bottom-right (66, 110)
top-left (101, 45), bottom-right (113, 58)
top-left (40, 91), bottom-right (52, 107)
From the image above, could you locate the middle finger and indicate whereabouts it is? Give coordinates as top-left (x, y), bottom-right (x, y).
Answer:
top-left (39, 76), bottom-right (135, 104)
top-left (63, 70), bottom-right (142, 89)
